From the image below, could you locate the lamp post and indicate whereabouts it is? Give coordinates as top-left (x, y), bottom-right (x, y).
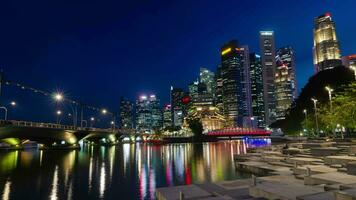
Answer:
top-left (351, 66), bottom-right (356, 81)
top-left (311, 98), bottom-right (319, 136)
top-left (303, 109), bottom-right (307, 119)
top-left (56, 110), bottom-right (62, 124)
top-left (325, 86), bottom-right (333, 112)
top-left (90, 117), bottom-right (95, 128)
top-left (0, 101), bottom-right (17, 120)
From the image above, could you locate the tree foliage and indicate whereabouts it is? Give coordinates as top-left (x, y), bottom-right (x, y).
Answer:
top-left (271, 66), bottom-right (355, 135)
top-left (187, 118), bottom-right (203, 138)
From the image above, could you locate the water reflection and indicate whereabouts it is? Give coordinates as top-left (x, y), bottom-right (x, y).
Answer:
top-left (0, 138), bottom-right (270, 199)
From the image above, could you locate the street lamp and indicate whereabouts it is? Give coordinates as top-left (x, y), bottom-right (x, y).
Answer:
top-left (56, 110), bottom-right (62, 124)
top-left (325, 86), bottom-right (333, 112)
top-left (311, 98), bottom-right (319, 135)
top-left (351, 66), bottom-right (356, 81)
top-left (90, 117), bottom-right (95, 128)
top-left (101, 109), bottom-right (107, 114)
top-left (303, 109), bottom-right (307, 118)
top-left (53, 93), bottom-right (64, 102)
top-left (0, 101), bottom-right (17, 120)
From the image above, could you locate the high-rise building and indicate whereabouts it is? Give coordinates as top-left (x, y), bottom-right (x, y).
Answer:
top-left (249, 53), bottom-right (265, 128)
top-left (135, 94), bottom-right (162, 133)
top-left (199, 67), bottom-right (215, 96)
top-left (119, 97), bottom-right (134, 129)
top-left (313, 12), bottom-right (342, 72)
top-left (215, 64), bottom-right (224, 114)
top-left (170, 87), bottom-right (186, 127)
top-left (188, 80), bottom-right (199, 102)
top-left (275, 46), bottom-right (298, 120)
top-left (163, 104), bottom-right (172, 128)
top-left (220, 40), bottom-right (252, 126)
top-left (260, 31), bottom-right (277, 126)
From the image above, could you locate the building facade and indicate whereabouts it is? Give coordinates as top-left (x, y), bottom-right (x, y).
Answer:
top-left (259, 31), bottom-right (277, 126)
top-left (199, 67), bottom-right (215, 97)
top-left (163, 104), bottom-right (172, 128)
top-left (170, 87), bottom-right (186, 127)
top-left (342, 54), bottom-right (356, 69)
top-left (220, 40), bottom-right (252, 127)
top-left (313, 12), bottom-right (342, 72)
top-left (275, 46), bottom-right (298, 120)
top-left (135, 95), bottom-right (162, 133)
top-left (249, 53), bottom-right (265, 128)
top-left (119, 97), bottom-right (134, 129)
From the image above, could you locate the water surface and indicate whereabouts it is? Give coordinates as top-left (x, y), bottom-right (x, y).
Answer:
top-left (0, 138), bottom-right (270, 199)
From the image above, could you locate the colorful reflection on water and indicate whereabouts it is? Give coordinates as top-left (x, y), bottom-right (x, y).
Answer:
top-left (0, 138), bottom-right (270, 199)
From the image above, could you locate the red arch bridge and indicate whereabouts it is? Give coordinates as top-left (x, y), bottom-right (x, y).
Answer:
top-left (206, 127), bottom-right (271, 137)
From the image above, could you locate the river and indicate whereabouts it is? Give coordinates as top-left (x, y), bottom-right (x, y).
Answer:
top-left (0, 138), bottom-right (270, 199)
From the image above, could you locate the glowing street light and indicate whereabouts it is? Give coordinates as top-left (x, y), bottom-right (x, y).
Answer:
top-left (351, 66), bottom-right (356, 81)
top-left (56, 110), bottom-right (62, 115)
top-left (90, 117), bottom-right (95, 121)
top-left (325, 86), bottom-right (333, 112)
top-left (101, 109), bottom-right (107, 114)
top-left (53, 93), bottom-right (64, 102)
top-left (10, 101), bottom-right (16, 106)
top-left (311, 98), bottom-right (319, 135)
top-left (303, 109), bottom-right (307, 119)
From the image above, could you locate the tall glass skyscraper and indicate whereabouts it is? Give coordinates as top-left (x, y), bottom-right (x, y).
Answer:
top-left (199, 67), bottom-right (215, 97)
top-left (119, 97), bottom-right (134, 129)
top-left (135, 95), bottom-right (162, 133)
top-left (313, 12), bottom-right (342, 72)
top-left (170, 87), bottom-right (186, 127)
top-left (249, 53), bottom-right (265, 128)
top-left (220, 40), bottom-right (252, 126)
top-left (275, 46), bottom-right (298, 120)
top-left (259, 31), bottom-right (276, 126)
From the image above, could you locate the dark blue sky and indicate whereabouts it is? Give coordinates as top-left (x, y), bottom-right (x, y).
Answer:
top-left (1, 0), bottom-right (355, 124)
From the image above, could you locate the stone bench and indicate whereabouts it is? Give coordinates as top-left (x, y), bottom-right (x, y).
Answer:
top-left (310, 147), bottom-right (340, 156)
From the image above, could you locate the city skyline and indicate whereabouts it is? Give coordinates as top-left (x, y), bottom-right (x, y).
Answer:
top-left (1, 1), bottom-right (356, 123)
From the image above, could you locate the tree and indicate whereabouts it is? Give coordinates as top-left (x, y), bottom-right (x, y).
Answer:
top-left (187, 118), bottom-right (203, 139)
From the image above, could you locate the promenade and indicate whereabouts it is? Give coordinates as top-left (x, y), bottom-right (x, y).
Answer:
top-left (156, 139), bottom-right (356, 200)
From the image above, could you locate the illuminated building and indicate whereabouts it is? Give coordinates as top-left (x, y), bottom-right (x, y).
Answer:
top-left (259, 31), bottom-right (276, 126)
top-left (215, 64), bottom-right (224, 114)
top-left (220, 40), bottom-right (252, 126)
top-left (119, 97), bottom-right (134, 129)
top-left (188, 106), bottom-right (225, 133)
top-left (249, 53), bottom-right (265, 128)
top-left (275, 46), bottom-right (298, 120)
top-left (313, 12), bottom-right (342, 72)
top-left (199, 67), bottom-right (215, 97)
top-left (135, 95), bottom-right (162, 134)
top-left (163, 104), bottom-right (172, 128)
top-left (170, 87), bottom-right (187, 127)
top-left (342, 54), bottom-right (356, 69)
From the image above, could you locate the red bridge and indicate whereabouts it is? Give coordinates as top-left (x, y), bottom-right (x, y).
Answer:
top-left (206, 127), bottom-right (271, 137)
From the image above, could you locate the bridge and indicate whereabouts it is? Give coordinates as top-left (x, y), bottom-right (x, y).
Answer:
top-left (206, 127), bottom-right (271, 138)
top-left (0, 120), bottom-right (148, 149)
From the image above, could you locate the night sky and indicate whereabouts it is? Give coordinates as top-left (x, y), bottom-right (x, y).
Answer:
top-left (0, 0), bottom-right (355, 125)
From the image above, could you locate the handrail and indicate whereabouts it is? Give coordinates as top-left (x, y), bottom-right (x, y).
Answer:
top-left (0, 120), bottom-right (115, 132)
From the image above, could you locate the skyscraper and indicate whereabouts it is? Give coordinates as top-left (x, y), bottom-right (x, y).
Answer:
top-left (260, 31), bottom-right (277, 126)
top-left (275, 46), bottom-right (298, 120)
top-left (170, 87), bottom-right (186, 127)
top-left (220, 40), bottom-right (252, 126)
top-left (313, 12), bottom-right (342, 72)
top-left (119, 97), bottom-right (134, 129)
top-left (135, 94), bottom-right (162, 133)
top-left (199, 67), bottom-right (215, 97)
top-left (249, 53), bottom-right (265, 128)
top-left (163, 104), bottom-right (172, 128)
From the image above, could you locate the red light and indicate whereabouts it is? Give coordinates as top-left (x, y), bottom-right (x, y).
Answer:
top-left (325, 12), bottom-right (331, 17)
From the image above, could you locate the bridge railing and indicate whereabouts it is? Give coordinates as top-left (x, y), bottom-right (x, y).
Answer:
top-left (0, 120), bottom-right (116, 132)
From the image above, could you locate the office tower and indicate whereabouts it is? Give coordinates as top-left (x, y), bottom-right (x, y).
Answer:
top-left (163, 104), bottom-right (172, 128)
top-left (119, 97), bottom-right (134, 129)
top-left (188, 80), bottom-right (199, 102)
top-left (275, 46), bottom-right (298, 120)
top-left (135, 94), bottom-right (162, 133)
top-left (220, 40), bottom-right (252, 126)
top-left (313, 12), bottom-right (342, 72)
top-left (259, 31), bottom-right (277, 126)
top-left (249, 53), bottom-right (265, 128)
top-left (170, 87), bottom-right (186, 127)
top-left (215, 64), bottom-right (224, 113)
top-left (199, 67), bottom-right (215, 96)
